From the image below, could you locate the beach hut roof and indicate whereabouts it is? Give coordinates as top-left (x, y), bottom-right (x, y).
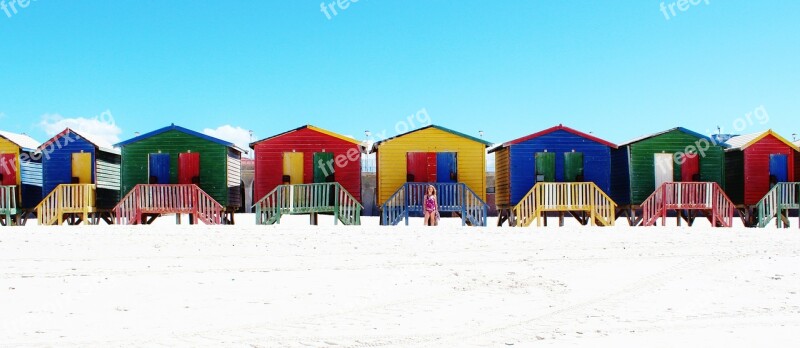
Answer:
top-left (115, 124), bottom-right (247, 154)
top-left (37, 128), bottom-right (120, 155)
top-left (488, 124), bottom-right (616, 153)
top-left (372, 125), bottom-right (492, 152)
top-left (0, 130), bottom-right (40, 151)
top-left (249, 125), bottom-right (362, 149)
top-left (724, 130), bottom-right (799, 151)
top-left (618, 127), bottom-right (728, 148)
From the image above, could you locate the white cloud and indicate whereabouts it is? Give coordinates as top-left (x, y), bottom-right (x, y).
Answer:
top-left (486, 151), bottom-right (496, 172)
top-left (202, 125), bottom-right (252, 155)
top-left (38, 110), bottom-right (121, 148)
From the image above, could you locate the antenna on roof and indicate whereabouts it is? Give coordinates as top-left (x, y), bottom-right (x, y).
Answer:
top-left (793, 133), bottom-right (798, 141)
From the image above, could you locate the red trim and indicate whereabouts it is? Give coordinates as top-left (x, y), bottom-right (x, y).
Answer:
top-left (502, 125), bottom-right (617, 149)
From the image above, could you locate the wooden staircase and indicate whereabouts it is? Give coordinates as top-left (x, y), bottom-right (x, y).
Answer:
top-left (254, 182), bottom-right (362, 225)
top-left (641, 182), bottom-right (734, 227)
top-left (113, 184), bottom-right (224, 225)
top-left (35, 184), bottom-right (97, 225)
top-left (511, 182), bottom-right (616, 227)
top-left (755, 182), bottom-right (800, 228)
top-left (380, 183), bottom-right (488, 226)
top-left (0, 185), bottom-right (18, 226)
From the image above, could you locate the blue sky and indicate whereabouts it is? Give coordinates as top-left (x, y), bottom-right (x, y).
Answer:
top-left (1, 0), bottom-right (799, 151)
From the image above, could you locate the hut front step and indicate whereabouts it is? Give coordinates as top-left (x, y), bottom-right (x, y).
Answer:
top-left (754, 182), bottom-right (800, 228)
top-left (380, 182), bottom-right (488, 227)
top-left (254, 182), bottom-right (362, 226)
top-left (641, 182), bottom-right (734, 228)
top-left (510, 182), bottom-right (617, 227)
top-left (113, 184), bottom-right (225, 225)
top-left (34, 184), bottom-right (97, 226)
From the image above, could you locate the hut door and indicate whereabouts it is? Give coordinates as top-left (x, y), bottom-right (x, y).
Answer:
top-left (313, 152), bottom-right (335, 183)
top-left (71, 152), bottom-right (92, 184)
top-left (407, 152), bottom-right (435, 182)
top-left (563, 152), bottom-right (584, 182)
top-left (0, 153), bottom-right (16, 185)
top-left (282, 152), bottom-right (304, 185)
top-left (436, 152), bottom-right (457, 183)
top-left (769, 154), bottom-right (789, 183)
top-left (178, 152), bottom-right (201, 184)
top-left (681, 154), bottom-right (700, 182)
top-left (534, 152), bottom-right (555, 183)
top-left (148, 153), bottom-right (171, 184)
top-left (654, 153), bottom-right (674, 188)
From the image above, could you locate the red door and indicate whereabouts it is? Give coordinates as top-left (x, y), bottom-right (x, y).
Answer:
top-left (0, 154), bottom-right (16, 186)
top-left (681, 154), bottom-right (700, 182)
top-left (178, 152), bottom-right (200, 184)
top-left (406, 152), bottom-right (437, 182)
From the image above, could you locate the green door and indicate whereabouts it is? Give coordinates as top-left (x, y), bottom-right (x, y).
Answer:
top-left (313, 152), bottom-right (335, 183)
top-left (564, 152), bottom-right (584, 182)
top-left (535, 152), bottom-right (556, 183)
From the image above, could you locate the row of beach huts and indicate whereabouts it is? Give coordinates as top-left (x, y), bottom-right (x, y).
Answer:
top-left (0, 123), bottom-right (798, 228)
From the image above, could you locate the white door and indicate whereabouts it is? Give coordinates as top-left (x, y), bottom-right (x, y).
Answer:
top-left (654, 153), bottom-right (674, 188)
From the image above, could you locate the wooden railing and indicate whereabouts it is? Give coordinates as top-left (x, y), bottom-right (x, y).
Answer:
top-left (0, 185), bottom-right (18, 224)
top-left (35, 184), bottom-right (96, 225)
top-left (254, 182), bottom-right (362, 225)
top-left (511, 182), bottom-right (616, 227)
top-left (114, 184), bottom-right (223, 225)
top-left (380, 183), bottom-right (488, 226)
top-left (755, 182), bottom-right (800, 228)
top-left (641, 182), bottom-right (734, 227)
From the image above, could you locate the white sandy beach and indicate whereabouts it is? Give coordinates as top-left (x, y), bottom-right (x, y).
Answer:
top-left (1, 215), bottom-right (799, 347)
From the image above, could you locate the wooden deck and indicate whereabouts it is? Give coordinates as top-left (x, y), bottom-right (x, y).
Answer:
top-left (114, 184), bottom-right (224, 225)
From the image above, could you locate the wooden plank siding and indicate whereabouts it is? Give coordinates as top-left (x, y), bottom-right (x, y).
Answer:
top-left (723, 150), bottom-right (745, 204)
top-left (625, 130), bottom-right (725, 205)
top-left (376, 127), bottom-right (486, 205)
top-left (251, 126), bottom-right (362, 204)
top-left (609, 147), bottom-right (631, 205)
top-left (504, 129), bottom-right (613, 206)
top-left (119, 130), bottom-right (232, 207)
top-left (96, 150), bottom-right (121, 209)
top-left (494, 147), bottom-right (510, 207)
top-left (227, 148), bottom-right (242, 208)
top-left (741, 134), bottom-right (796, 205)
top-left (40, 134), bottom-right (96, 200)
top-left (0, 138), bottom-right (43, 209)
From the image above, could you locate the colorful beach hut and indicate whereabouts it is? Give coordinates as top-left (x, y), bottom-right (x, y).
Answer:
top-left (374, 125), bottom-right (491, 226)
top-left (489, 125), bottom-right (617, 227)
top-left (611, 127), bottom-right (734, 227)
top-left (113, 124), bottom-right (244, 225)
top-left (249, 125), bottom-right (363, 225)
top-left (0, 131), bottom-right (42, 225)
top-left (35, 129), bottom-right (120, 225)
top-left (724, 130), bottom-right (800, 227)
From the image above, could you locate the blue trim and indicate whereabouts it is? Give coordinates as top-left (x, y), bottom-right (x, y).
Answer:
top-left (114, 124), bottom-right (246, 153)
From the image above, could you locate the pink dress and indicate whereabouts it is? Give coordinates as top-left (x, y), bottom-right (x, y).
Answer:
top-left (425, 195), bottom-right (436, 213)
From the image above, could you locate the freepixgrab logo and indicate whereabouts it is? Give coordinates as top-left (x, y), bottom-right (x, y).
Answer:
top-left (1, 0), bottom-right (37, 19)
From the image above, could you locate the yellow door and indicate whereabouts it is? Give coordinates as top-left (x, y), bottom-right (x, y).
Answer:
top-left (71, 152), bottom-right (93, 184)
top-left (282, 152), bottom-right (304, 185)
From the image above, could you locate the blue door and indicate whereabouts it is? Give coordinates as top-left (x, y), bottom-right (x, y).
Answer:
top-left (769, 154), bottom-right (789, 183)
top-left (148, 153), bottom-right (171, 184)
top-left (436, 152), bottom-right (457, 183)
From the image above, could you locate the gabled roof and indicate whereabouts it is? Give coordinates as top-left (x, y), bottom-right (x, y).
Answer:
top-left (37, 128), bottom-right (120, 155)
top-left (115, 124), bottom-right (247, 154)
top-left (0, 130), bottom-right (40, 151)
top-left (373, 125), bottom-right (492, 151)
top-left (724, 130), bottom-right (800, 151)
top-left (249, 124), bottom-right (362, 149)
top-left (618, 127), bottom-right (729, 148)
top-left (488, 124), bottom-right (616, 153)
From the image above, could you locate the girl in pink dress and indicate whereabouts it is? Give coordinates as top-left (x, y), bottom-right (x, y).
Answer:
top-left (424, 185), bottom-right (438, 226)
